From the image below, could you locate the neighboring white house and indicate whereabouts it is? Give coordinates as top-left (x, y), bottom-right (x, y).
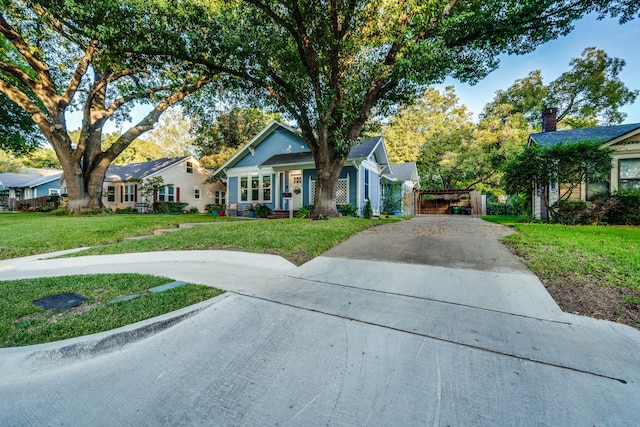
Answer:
top-left (75, 156), bottom-right (224, 212)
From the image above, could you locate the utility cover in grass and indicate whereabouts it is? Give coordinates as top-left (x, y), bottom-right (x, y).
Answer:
top-left (33, 293), bottom-right (88, 311)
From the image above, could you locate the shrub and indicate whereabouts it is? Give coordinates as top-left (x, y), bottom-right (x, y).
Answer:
top-left (48, 208), bottom-right (69, 216)
top-left (187, 207), bottom-right (200, 214)
top-left (604, 189), bottom-right (640, 225)
top-left (115, 207), bottom-right (136, 214)
top-left (363, 199), bottom-right (373, 219)
top-left (152, 201), bottom-right (188, 214)
top-left (338, 203), bottom-right (358, 217)
top-left (254, 203), bottom-right (272, 218)
top-left (551, 199), bottom-right (591, 225)
top-left (382, 183), bottom-right (402, 214)
top-left (296, 205), bottom-right (312, 219)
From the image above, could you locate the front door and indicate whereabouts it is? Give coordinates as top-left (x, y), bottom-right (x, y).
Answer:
top-left (289, 173), bottom-right (303, 209)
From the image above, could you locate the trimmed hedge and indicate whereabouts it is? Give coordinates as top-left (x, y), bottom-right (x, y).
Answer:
top-left (152, 201), bottom-right (188, 214)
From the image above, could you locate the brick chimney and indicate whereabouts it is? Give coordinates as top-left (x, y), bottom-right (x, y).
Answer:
top-left (541, 108), bottom-right (557, 132)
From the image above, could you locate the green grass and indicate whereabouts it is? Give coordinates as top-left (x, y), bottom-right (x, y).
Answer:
top-left (0, 274), bottom-right (223, 347)
top-left (481, 215), bottom-right (521, 225)
top-left (503, 223), bottom-right (640, 292)
top-left (0, 213), bottom-right (228, 260)
top-left (66, 216), bottom-right (392, 265)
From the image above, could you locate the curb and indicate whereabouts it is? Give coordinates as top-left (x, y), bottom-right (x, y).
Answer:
top-left (1, 293), bottom-right (230, 369)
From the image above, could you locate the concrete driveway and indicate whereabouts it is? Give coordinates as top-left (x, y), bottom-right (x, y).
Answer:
top-left (1, 216), bottom-right (639, 426)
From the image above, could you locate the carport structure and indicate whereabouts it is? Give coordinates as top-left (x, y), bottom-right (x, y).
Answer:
top-left (416, 189), bottom-right (483, 216)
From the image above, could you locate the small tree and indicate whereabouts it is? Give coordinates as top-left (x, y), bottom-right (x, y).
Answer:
top-left (138, 176), bottom-right (170, 204)
top-left (503, 140), bottom-right (613, 221)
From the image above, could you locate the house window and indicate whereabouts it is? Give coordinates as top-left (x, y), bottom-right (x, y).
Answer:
top-left (158, 186), bottom-right (175, 202)
top-left (251, 176), bottom-right (260, 201)
top-left (215, 190), bottom-right (226, 205)
top-left (240, 177), bottom-right (248, 201)
top-left (186, 161), bottom-right (194, 174)
top-left (262, 175), bottom-right (271, 201)
top-left (620, 158), bottom-right (640, 190)
top-left (364, 170), bottom-right (370, 200)
top-left (48, 188), bottom-right (61, 196)
top-left (239, 175), bottom-right (271, 202)
top-left (194, 188), bottom-right (201, 200)
top-left (587, 182), bottom-right (609, 200)
top-left (106, 186), bottom-right (115, 202)
top-left (124, 184), bottom-right (136, 202)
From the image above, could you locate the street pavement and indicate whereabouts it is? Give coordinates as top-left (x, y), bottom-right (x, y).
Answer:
top-left (0, 216), bottom-right (638, 426)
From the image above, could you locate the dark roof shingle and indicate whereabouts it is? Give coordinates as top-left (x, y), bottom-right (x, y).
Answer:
top-left (530, 123), bottom-right (640, 147)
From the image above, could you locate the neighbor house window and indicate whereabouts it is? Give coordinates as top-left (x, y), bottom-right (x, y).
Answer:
top-left (106, 186), bottom-right (115, 202)
top-left (587, 182), bottom-right (609, 200)
top-left (620, 158), bottom-right (640, 190)
top-left (124, 184), bottom-right (136, 202)
top-left (48, 188), bottom-right (61, 196)
top-left (194, 188), bottom-right (201, 200)
top-left (215, 190), bottom-right (226, 205)
top-left (158, 186), bottom-right (175, 202)
top-left (186, 161), bottom-right (194, 174)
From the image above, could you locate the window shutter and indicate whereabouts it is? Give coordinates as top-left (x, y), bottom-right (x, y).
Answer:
top-left (120, 185), bottom-right (123, 203)
top-left (153, 188), bottom-right (158, 202)
top-left (176, 187), bottom-right (180, 202)
top-left (134, 184), bottom-right (138, 202)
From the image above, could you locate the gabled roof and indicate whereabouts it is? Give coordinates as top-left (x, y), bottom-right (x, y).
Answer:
top-left (214, 121), bottom-right (299, 175)
top-left (259, 135), bottom-right (390, 169)
top-left (529, 123), bottom-right (640, 147)
top-left (105, 157), bottom-right (190, 182)
top-left (0, 171), bottom-right (63, 189)
top-left (384, 162), bottom-right (420, 184)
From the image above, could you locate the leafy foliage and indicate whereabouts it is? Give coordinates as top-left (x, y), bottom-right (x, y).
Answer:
top-left (502, 140), bottom-right (614, 221)
top-left (482, 48), bottom-right (638, 128)
top-left (185, 0), bottom-right (612, 216)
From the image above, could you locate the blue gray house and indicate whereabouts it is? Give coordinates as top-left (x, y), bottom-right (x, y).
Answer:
top-left (213, 121), bottom-right (412, 216)
top-left (0, 169), bottom-right (63, 211)
top-left (528, 112), bottom-right (640, 219)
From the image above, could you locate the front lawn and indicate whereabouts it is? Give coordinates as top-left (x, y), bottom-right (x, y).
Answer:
top-left (488, 217), bottom-right (640, 328)
top-left (68, 216), bottom-right (389, 265)
top-left (0, 213), bottom-right (227, 260)
top-left (0, 273), bottom-right (223, 347)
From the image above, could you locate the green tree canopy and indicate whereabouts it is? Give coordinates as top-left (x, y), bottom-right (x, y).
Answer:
top-left (482, 47), bottom-right (638, 129)
top-left (502, 140), bottom-right (614, 220)
top-left (0, 1), bottom-right (212, 210)
top-left (177, 0), bottom-right (622, 217)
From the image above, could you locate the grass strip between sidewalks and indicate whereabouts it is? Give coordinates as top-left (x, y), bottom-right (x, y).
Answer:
top-left (0, 273), bottom-right (224, 347)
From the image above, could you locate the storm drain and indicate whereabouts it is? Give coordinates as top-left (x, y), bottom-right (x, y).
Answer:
top-left (33, 293), bottom-right (88, 311)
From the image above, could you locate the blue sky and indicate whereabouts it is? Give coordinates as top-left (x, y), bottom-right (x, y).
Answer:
top-left (89, 12), bottom-right (640, 134)
top-left (438, 13), bottom-right (640, 124)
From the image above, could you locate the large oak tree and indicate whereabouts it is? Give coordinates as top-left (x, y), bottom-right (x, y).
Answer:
top-left (0, 1), bottom-right (212, 210)
top-left (186, 0), bottom-right (632, 217)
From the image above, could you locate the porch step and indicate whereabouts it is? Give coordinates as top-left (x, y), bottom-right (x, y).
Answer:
top-left (267, 210), bottom-right (298, 219)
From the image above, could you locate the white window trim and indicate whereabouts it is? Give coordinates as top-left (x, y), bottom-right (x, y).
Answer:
top-left (237, 173), bottom-right (272, 203)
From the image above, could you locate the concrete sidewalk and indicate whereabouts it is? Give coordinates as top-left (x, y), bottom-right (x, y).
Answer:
top-left (1, 216), bottom-right (639, 426)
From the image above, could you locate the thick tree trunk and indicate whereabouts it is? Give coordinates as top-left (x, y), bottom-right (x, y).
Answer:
top-left (61, 161), bottom-right (109, 212)
top-left (311, 140), bottom-right (345, 218)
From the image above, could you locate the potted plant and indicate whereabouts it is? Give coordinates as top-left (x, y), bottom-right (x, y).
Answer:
top-left (207, 204), bottom-right (224, 217)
